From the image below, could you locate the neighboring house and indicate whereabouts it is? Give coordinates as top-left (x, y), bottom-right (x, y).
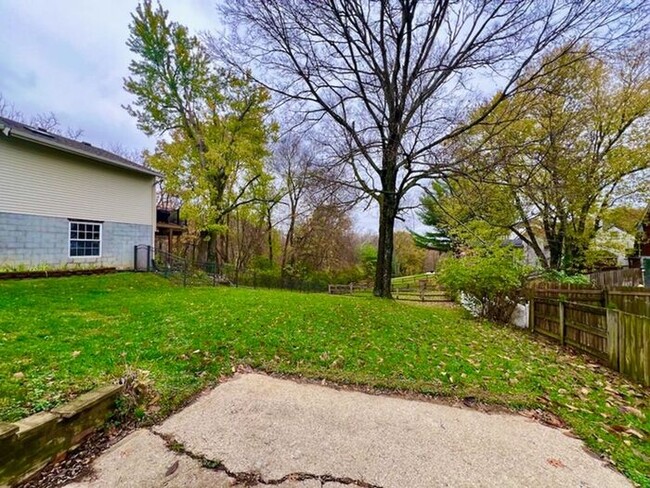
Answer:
top-left (591, 225), bottom-right (636, 268)
top-left (632, 203), bottom-right (650, 257)
top-left (507, 234), bottom-right (550, 268)
top-left (0, 116), bottom-right (159, 270)
top-left (509, 224), bottom-right (635, 269)
top-left (629, 202), bottom-right (650, 286)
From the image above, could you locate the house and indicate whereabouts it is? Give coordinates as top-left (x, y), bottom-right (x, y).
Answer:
top-left (629, 202), bottom-right (650, 286)
top-left (0, 116), bottom-right (159, 270)
top-left (155, 206), bottom-right (186, 255)
top-left (591, 224), bottom-right (636, 268)
top-left (510, 223), bottom-right (636, 270)
top-left (632, 202), bottom-right (650, 256)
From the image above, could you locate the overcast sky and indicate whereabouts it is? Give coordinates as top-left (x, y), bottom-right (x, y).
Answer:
top-left (0, 0), bottom-right (427, 232)
top-left (0, 0), bottom-right (218, 151)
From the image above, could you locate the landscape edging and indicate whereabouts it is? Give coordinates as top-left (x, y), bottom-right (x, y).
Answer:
top-left (0, 384), bottom-right (123, 487)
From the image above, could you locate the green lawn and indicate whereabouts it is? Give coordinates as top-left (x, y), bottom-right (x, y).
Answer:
top-left (0, 273), bottom-right (648, 485)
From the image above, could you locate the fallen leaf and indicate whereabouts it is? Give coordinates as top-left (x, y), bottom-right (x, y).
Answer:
top-left (619, 406), bottom-right (645, 419)
top-left (625, 428), bottom-right (645, 440)
top-left (165, 460), bottom-right (179, 476)
top-left (13, 372), bottom-right (24, 379)
top-left (547, 458), bottom-right (566, 468)
top-left (72, 350), bottom-right (81, 358)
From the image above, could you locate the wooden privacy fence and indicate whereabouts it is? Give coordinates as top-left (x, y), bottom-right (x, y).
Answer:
top-left (588, 268), bottom-right (643, 287)
top-left (530, 297), bottom-right (650, 386)
top-left (531, 282), bottom-right (650, 317)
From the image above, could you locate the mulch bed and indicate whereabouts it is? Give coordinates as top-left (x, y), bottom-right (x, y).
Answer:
top-left (0, 268), bottom-right (116, 281)
top-left (15, 423), bottom-right (135, 488)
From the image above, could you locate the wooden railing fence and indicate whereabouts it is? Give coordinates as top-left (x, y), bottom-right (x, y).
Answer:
top-left (392, 278), bottom-right (451, 302)
top-left (328, 278), bottom-right (453, 303)
top-left (327, 283), bottom-right (372, 295)
top-left (530, 297), bottom-right (650, 386)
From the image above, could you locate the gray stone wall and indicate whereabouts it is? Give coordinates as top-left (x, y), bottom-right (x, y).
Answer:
top-left (0, 212), bottom-right (152, 269)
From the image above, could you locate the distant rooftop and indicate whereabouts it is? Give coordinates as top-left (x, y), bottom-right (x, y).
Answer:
top-left (0, 115), bottom-right (159, 177)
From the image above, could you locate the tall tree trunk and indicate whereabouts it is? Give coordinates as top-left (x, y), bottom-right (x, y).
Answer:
top-left (266, 209), bottom-right (274, 265)
top-left (281, 209), bottom-right (297, 272)
top-left (548, 236), bottom-right (563, 269)
top-left (374, 193), bottom-right (397, 298)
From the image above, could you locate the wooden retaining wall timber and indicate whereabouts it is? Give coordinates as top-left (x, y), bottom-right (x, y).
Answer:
top-left (0, 384), bottom-right (123, 487)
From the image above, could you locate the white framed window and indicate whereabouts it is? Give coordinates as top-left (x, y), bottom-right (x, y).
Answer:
top-left (69, 221), bottom-right (102, 258)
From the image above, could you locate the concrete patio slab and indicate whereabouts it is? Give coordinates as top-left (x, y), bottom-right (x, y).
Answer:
top-left (67, 373), bottom-right (631, 487)
top-left (66, 429), bottom-right (321, 488)
top-left (154, 373), bottom-right (629, 488)
top-left (65, 430), bottom-right (232, 488)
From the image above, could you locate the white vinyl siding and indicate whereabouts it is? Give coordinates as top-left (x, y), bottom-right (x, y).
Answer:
top-left (0, 137), bottom-right (155, 226)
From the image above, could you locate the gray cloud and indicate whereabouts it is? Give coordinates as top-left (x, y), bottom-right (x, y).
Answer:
top-left (0, 0), bottom-right (217, 152)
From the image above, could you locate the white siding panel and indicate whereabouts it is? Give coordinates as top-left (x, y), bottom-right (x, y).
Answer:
top-left (0, 137), bottom-right (155, 226)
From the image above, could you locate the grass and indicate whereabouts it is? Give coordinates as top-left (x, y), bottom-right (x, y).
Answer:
top-left (0, 273), bottom-right (648, 485)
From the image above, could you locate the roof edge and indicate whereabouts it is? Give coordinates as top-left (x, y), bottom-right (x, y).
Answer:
top-left (0, 121), bottom-right (160, 178)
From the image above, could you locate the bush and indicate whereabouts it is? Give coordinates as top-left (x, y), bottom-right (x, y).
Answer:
top-left (437, 246), bottom-right (531, 323)
top-left (539, 269), bottom-right (590, 285)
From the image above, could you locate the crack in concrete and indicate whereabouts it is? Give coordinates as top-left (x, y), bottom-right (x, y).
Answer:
top-left (151, 430), bottom-right (383, 488)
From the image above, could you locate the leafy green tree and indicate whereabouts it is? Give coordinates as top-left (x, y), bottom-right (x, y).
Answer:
top-left (358, 243), bottom-right (377, 281)
top-left (412, 182), bottom-right (455, 252)
top-left (442, 47), bottom-right (650, 271)
top-left (124, 1), bottom-right (276, 262)
top-left (416, 179), bottom-right (516, 253)
top-left (393, 231), bottom-right (427, 276)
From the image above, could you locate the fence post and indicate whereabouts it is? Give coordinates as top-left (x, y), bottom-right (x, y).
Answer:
top-left (601, 287), bottom-right (609, 308)
top-left (529, 298), bottom-right (535, 332)
top-left (606, 309), bottom-right (620, 372)
top-left (559, 301), bottom-right (565, 345)
top-left (349, 283), bottom-right (354, 295)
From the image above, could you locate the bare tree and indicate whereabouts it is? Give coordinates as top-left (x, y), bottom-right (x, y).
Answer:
top-left (0, 93), bottom-right (83, 140)
top-left (216, 0), bottom-right (649, 297)
top-left (0, 93), bottom-right (22, 120)
top-left (272, 135), bottom-right (318, 270)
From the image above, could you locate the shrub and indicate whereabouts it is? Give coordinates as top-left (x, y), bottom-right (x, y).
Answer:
top-left (437, 246), bottom-right (531, 323)
top-left (539, 269), bottom-right (590, 285)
